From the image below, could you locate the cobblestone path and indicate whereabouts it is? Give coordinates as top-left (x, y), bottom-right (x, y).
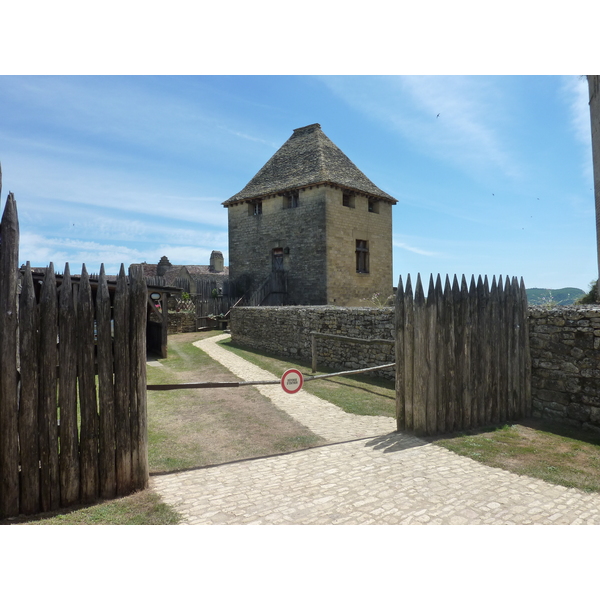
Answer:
top-left (151, 334), bottom-right (600, 524)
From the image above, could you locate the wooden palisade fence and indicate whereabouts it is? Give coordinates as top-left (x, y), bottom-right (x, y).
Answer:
top-left (395, 273), bottom-right (531, 436)
top-left (0, 192), bottom-right (148, 519)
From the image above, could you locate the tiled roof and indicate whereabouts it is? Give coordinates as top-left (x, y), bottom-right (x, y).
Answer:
top-left (224, 123), bottom-right (397, 205)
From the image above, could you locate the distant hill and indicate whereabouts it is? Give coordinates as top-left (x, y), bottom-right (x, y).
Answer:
top-left (526, 288), bottom-right (585, 306)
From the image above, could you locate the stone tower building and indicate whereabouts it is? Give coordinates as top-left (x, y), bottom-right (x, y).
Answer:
top-left (223, 124), bottom-right (397, 306)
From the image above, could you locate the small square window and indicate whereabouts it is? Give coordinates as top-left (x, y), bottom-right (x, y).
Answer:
top-left (248, 201), bottom-right (262, 216)
top-left (368, 200), bottom-right (379, 214)
top-left (342, 193), bottom-right (355, 208)
top-left (283, 191), bottom-right (299, 209)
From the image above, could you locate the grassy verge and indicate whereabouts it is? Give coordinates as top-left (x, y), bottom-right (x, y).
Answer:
top-left (433, 419), bottom-right (600, 493)
top-left (2, 490), bottom-right (182, 525)
top-left (217, 338), bottom-right (396, 417)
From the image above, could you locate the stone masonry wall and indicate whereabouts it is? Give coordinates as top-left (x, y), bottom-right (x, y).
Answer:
top-left (232, 305), bottom-right (600, 431)
top-left (230, 306), bottom-right (395, 379)
top-left (529, 306), bottom-right (600, 434)
top-left (167, 312), bottom-right (196, 334)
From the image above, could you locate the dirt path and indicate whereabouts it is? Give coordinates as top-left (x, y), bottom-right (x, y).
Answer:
top-left (147, 332), bottom-right (325, 473)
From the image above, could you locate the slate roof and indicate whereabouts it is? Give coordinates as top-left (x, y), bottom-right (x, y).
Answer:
top-left (223, 123), bottom-right (397, 205)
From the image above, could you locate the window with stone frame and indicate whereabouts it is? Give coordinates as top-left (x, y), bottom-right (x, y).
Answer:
top-left (248, 200), bottom-right (263, 216)
top-left (283, 191), bottom-right (299, 209)
top-left (356, 239), bottom-right (369, 273)
top-left (343, 192), bottom-right (355, 208)
top-left (368, 199), bottom-right (379, 213)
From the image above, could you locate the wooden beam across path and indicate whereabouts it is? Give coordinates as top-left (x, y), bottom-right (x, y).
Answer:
top-left (147, 362), bottom-right (396, 391)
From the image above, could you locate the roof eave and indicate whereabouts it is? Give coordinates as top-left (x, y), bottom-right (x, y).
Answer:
top-left (223, 181), bottom-right (397, 207)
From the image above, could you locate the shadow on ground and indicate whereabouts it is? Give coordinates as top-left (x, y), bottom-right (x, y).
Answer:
top-left (364, 431), bottom-right (429, 453)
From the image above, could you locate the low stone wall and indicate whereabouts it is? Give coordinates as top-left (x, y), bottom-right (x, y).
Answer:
top-left (167, 312), bottom-right (196, 334)
top-left (529, 306), bottom-right (600, 434)
top-left (230, 306), bottom-right (395, 379)
top-left (231, 304), bottom-right (600, 431)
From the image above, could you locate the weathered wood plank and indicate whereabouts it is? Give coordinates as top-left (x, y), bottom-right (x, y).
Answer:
top-left (460, 276), bottom-right (472, 430)
top-left (505, 276), bottom-right (516, 420)
top-left (58, 264), bottom-right (80, 506)
top-left (78, 265), bottom-right (98, 503)
top-left (511, 276), bottom-right (521, 419)
top-left (497, 276), bottom-right (507, 423)
top-left (425, 275), bottom-right (437, 436)
top-left (403, 275), bottom-right (414, 431)
top-left (489, 276), bottom-right (500, 424)
top-left (114, 265), bottom-right (132, 495)
top-left (413, 274), bottom-right (428, 436)
top-left (18, 262), bottom-right (40, 515)
top-left (440, 277), bottom-right (453, 432)
top-left (0, 193), bottom-right (20, 517)
top-left (130, 266), bottom-right (148, 490)
top-left (39, 263), bottom-right (60, 512)
top-left (394, 276), bottom-right (405, 430)
top-left (434, 275), bottom-right (445, 434)
top-left (478, 276), bottom-right (492, 426)
top-left (97, 265), bottom-right (116, 499)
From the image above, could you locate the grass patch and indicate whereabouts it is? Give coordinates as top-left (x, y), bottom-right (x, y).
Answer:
top-left (146, 332), bottom-right (324, 474)
top-left (218, 338), bottom-right (396, 417)
top-left (2, 490), bottom-right (182, 525)
top-left (434, 419), bottom-right (600, 494)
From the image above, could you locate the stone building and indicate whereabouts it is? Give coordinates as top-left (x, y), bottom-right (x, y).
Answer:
top-left (223, 123), bottom-right (397, 306)
top-left (133, 251), bottom-right (228, 294)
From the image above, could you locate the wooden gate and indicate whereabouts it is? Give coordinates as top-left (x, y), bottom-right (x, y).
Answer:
top-left (395, 273), bottom-right (531, 436)
top-left (0, 193), bottom-right (148, 519)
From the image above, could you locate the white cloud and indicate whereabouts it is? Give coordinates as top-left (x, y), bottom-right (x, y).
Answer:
top-left (321, 75), bottom-right (521, 181)
top-left (393, 238), bottom-right (439, 257)
top-left (561, 75), bottom-right (593, 182)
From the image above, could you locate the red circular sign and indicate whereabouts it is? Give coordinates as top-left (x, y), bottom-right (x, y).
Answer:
top-left (281, 368), bottom-right (304, 394)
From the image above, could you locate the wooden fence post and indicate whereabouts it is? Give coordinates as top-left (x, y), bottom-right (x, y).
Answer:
top-left (446, 277), bottom-right (455, 431)
top-left (114, 264), bottom-right (132, 495)
top-left (412, 274), bottom-right (427, 436)
top-left (97, 265), bottom-right (116, 499)
top-left (58, 264), bottom-right (80, 506)
top-left (18, 263), bottom-right (40, 515)
top-left (403, 274), bottom-right (414, 431)
top-left (39, 263), bottom-right (60, 512)
top-left (394, 276), bottom-right (405, 430)
top-left (130, 266), bottom-right (148, 490)
top-left (78, 266), bottom-right (99, 503)
top-left (425, 275), bottom-right (437, 435)
top-left (0, 193), bottom-right (20, 517)
top-left (434, 274), bottom-right (445, 434)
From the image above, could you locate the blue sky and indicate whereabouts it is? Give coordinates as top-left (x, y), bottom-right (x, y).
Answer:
top-left (0, 75), bottom-right (596, 291)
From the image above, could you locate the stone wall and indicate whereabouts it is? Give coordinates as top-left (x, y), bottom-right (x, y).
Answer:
top-left (167, 312), bottom-right (196, 334)
top-left (529, 306), bottom-right (600, 434)
top-left (227, 187), bottom-right (328, 304)
top-left (231, 304), bottom-right (600, 431)
top-left (230, 306), bottom-right (395, 378)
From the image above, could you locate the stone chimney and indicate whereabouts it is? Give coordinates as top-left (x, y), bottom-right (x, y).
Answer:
top-left (209, 250), bottom-right (224, 273)
top-left (156, 256), bottom-right (172, 277)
